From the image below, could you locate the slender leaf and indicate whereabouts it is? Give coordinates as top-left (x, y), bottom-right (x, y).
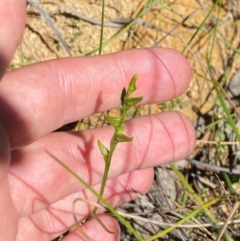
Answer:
top-left (97, 140), bottom-right (108, 159)
top-left (115, 125), bottom-right (124, 133)
top-left (125, 96), bottom-right (143, 107)
top-left (126, 74), bottom-right (138, 95)
top-left (120, 88), bottom-right (126, 109)
top-left (115, 133), bottom-right (133, 142)
top-left (106, 116), bottom-right (121, 126)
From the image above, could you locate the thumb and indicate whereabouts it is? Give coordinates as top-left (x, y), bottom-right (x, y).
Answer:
top-left (0, 122), bottom-right (18, 240)
top-left (0, 0), bottom-right (26, 239)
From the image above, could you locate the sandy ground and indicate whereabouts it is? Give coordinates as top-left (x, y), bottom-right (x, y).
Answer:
top-left (12, 0), bottom-right (240, 124)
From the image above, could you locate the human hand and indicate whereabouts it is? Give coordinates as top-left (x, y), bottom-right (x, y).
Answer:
top-left (0, 1), bottom-right (196, 240)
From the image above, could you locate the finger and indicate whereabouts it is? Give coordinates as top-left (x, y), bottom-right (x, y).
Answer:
top-left (1, 48), bottom-right (191, 148)
top-left (61, 215), bottom-right (120, 241)
top-left (0, 121), bottom-right (18, 241)
top-left (9, 111), bottom-right (195, 216)
top-left (16, 168), bottom-right (153, 241)
top-left (0, 0), bottom-right (26, 77)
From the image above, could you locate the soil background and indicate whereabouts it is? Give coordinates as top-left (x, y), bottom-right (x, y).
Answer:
top-left (13, 0), bottom-right (240, 122)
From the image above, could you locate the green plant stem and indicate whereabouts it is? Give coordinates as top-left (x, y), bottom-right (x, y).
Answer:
top-left (94, 134), bottom-right (118, 212)
top-left (94, 75), bottom-right (142, 214)
top-left (98, 101), bottom-right (129, 191)
top-left (99, 0), bottom-right (105, 55)
top-left (80, 0), bottom-right (155, 56)
top-left (182, 0), bottom-right (219, 54)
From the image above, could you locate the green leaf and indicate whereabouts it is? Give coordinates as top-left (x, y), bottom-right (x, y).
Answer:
top-left (106, 116), bottom-right (121, 126)
top-left (97, 140), bottom-right (109, 159)
top-left (120, 88), bottom-right (126, 109)
top-left (126, 74), bottom-right (138, 96)
top-left (125, 96), bottom-right (143, 107)
top-left (115, 125), bottom-right (124, 133)
top-left (119, 125), bottom-right (124, 132)
top-left (115, 133), bottom-right (133, 142)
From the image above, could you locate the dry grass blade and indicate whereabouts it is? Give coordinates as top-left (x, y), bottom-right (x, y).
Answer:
top-left (27, 0), bottom-right (72, 56)
top-left (116, 204), bottom-right (240, 229)
top-left (216, 201), bottom-right (240, 241)
top-left (187, 158), bottom-right (240, 174)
